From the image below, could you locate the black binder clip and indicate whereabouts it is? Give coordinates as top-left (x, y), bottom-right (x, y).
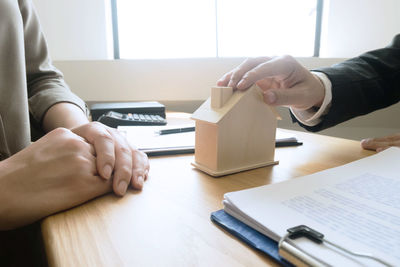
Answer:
top-left (278, 225), bottom-right (393, 267)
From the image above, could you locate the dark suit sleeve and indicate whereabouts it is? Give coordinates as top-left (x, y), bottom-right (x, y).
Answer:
top-left (291, 34), bottom-right (400, 132)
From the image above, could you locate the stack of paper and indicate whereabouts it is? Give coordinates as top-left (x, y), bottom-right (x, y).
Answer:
top-left (119, 125), bottom-right (300, 156)
top-left (119, 123), bottom-right (195, 156)
top-left (221, 148), bottom-right (400, 266)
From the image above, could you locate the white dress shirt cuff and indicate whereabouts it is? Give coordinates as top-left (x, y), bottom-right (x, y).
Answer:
top-left (290, 72), bottom-right (332, 127)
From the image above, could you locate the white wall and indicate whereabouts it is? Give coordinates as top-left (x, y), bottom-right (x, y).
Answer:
top-left (321, 0), bottom-right (400, 57)
top-left (53, 57), bottom-right (345, 102)
top-left (32, 0), bottom-right (113, 60)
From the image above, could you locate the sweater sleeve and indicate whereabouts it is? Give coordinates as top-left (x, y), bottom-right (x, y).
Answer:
top-left (18, 0), bottom-right (89, 124)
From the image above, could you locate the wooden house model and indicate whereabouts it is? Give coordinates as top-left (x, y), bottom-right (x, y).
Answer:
top-left (191, 85), bottom-right (278, 176)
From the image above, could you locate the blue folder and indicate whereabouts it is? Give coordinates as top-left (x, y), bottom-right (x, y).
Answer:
top-left (210, 210), bottom-right (294, 267)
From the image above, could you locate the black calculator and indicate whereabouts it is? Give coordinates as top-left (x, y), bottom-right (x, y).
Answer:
top-left (97, 111), bottom-right (167, 128)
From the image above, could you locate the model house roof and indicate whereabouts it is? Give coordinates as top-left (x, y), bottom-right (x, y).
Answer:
top-left (191, 85), bottom-right (267, 124)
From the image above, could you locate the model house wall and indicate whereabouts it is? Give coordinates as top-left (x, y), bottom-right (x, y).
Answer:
top-left (192, 85), bottom-right (277, 176)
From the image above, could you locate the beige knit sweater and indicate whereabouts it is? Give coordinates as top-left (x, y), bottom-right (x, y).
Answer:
top-left (0, 0), bottom-right (87, 159)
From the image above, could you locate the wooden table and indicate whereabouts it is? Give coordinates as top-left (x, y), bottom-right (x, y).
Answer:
top-left (41, 114), bottom-right (375, 267)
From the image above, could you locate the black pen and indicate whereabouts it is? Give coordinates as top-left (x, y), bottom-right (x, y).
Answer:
top-left (157, 126), bottom-right (195, 135)
top-left (275, 141), bottom-right (303, 147)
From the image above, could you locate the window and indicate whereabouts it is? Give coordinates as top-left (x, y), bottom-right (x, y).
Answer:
top-left (112, 0), bottom-right (322, 59)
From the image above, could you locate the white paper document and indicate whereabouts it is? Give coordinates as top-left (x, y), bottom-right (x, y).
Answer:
top-left (119, 123), bottom-right (195, 151)
top-left (223, 147), bottom-right (400, 266)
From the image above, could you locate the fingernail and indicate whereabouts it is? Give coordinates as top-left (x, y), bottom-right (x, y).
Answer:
top-left (118, 180), bottom-right (128, 195)
top-left (361, 138), bottom-right (371, 144)
top-left (103, 164), bottom-right (112, 179)
top-left (137, 176), bottom-right (144, 187)
top-left (237, 79), bottom-right (246, 90)
top-left (265, 91), bottom-right (276, 104)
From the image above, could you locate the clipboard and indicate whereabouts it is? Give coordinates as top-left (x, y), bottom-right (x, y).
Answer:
top-left (211, 210), bottom-right (392, 267)
top-left (211, 210), bottom-right (294, 267)
top-left (278, 225), bottom-right (392, 267)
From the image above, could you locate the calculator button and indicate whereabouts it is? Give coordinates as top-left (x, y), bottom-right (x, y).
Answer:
top-left (97, 111), bottom-right (167, 128)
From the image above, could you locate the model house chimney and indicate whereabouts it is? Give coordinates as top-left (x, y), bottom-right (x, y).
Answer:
top-left (211, 86), bottom-right (233, 109)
